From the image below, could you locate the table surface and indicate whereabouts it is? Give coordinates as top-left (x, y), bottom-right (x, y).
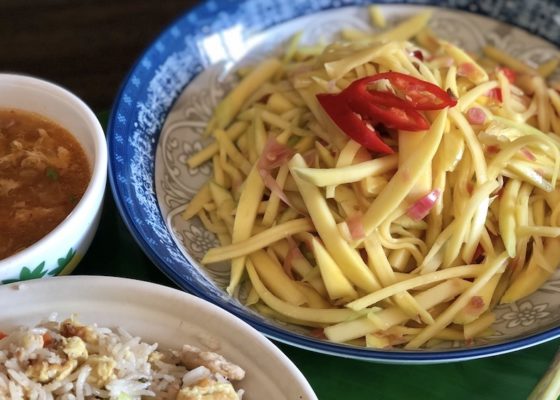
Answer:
top-left (2, 1), bottom-right (559, 399)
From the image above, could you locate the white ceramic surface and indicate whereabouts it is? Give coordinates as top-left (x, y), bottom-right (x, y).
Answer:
top-left (0, 74), bottom-right (107, 283)
top-left (0, 275), bottom-right (317, 400)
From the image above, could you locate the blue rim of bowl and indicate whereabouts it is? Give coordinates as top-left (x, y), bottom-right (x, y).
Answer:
top-left (108, 0), bottom-right (560, 363)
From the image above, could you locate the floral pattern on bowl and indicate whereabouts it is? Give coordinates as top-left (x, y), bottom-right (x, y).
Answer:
top-left (1, 248), bottom-right (78, 284)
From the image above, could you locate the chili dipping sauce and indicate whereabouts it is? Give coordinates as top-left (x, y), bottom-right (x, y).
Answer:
top-left (0, 109), bottom-right (91, 260)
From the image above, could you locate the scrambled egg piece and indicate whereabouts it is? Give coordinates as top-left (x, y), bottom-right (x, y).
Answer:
top-left (177, 378), bottom-right (239, 400)
top-left (60, 318), bottom-right (98, 344)
top-left (85, 355), bottom-right (116, 387)
top-left (63, 336), bottom-right (88, 361)
top-left (21, 332), bottom-right (85, 383)
top-left (25, 359), bottom-right (78, 383)
top-left (148, 350), bottom-right (164, 364)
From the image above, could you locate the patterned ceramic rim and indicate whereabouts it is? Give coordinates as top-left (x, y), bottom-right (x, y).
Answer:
top-left (108, 0), bottom-right (560, 363)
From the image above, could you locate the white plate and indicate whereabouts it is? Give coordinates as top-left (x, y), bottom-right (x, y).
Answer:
top-left (0, 275), bottom-right (317, 400)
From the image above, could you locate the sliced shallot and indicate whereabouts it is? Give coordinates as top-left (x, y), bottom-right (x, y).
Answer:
top-left (346, 213), bottom-right (366, 240)
top-left (457, 62), bottom-right (476, 78)
top-left (257, 136), bottom-right (294, 206)
top-left (466, 107), bottom-right (486, 125)
top-left (282, 236), bottom-right (302, 280)
top-left (407, 188), bottom-right (441, 221)
top-left (520, 147), bottom-right (536, 161)
top-left (259, 136), bottom-right (294, 170)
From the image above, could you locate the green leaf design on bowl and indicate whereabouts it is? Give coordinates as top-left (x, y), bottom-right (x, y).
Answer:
top-left (2, 261), bottom-right (48, 284)
top-left (1, 248), bottom-right (76, 284)
top-left (49, 248), bottom-right (76, 276)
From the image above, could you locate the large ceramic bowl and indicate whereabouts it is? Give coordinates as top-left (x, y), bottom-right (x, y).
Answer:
top-left (0, 275), bottom-right (317, 399)
top-left (0, 74), bottom-right (107, 283)
top-left (108, 1), bottom-right (560, 363)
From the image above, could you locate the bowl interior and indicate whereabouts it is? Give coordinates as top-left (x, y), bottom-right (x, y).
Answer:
top-left (0, 74), bottom-right (99, 168)
top-left (109, 1), bottom-right (560, 362)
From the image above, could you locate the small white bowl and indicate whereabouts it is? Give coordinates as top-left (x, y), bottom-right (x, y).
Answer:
top-left (0, 73), bottom-right (107, 283)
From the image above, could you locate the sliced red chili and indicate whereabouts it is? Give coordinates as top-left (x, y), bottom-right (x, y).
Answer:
top-left (487, 87), bottom-right (503, 102)
top-left (317, 93), bottom-right (394, 154)
top-left (412, 50), bottom-right (424, 61)
top-left (348, 90), bottom-right (430, 131)
top-left (377, 72), bottom-right (457, 109)
top-left (316, 72), bottom-right (457, 154)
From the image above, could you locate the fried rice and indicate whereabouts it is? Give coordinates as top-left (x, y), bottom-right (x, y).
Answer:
top-left (0, 314), bottom-right (245, 400)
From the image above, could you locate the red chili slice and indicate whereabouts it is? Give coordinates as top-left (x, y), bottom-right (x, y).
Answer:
top-left (348, 90), bottom-right (429, 131)
top-left (343, 72), bottom-right (457, 111)
top-left (487, 87), bottom-right (503, 102)
top-left (412, 50), bottom-right (424, 61)
top-left (317, 93), bottom-right (394, 154)
top-left (316, 72), bottom-right (457, 154)
top-left (367, 72), bottom-right (457, 110)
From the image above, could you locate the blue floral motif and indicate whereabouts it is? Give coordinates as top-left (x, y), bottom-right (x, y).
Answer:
top-left (108, 0), bottom-right (560, 362)
top-left (116, 113), bottom-right (126, 125)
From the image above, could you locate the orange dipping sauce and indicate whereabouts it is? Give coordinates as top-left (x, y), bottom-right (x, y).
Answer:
top-left (0, 109), bottom-right (91, 260)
